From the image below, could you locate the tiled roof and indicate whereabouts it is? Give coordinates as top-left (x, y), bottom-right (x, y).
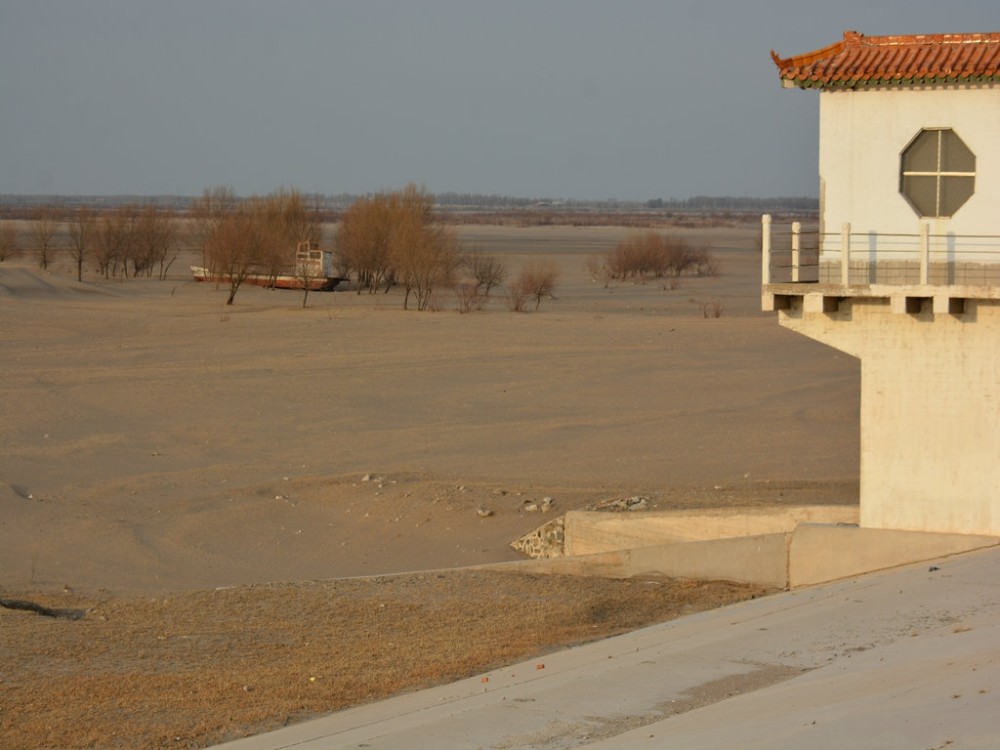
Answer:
top-left (772, 30), bottom-right (1000, 89)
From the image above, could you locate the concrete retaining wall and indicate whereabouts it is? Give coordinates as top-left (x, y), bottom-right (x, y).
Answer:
top-left (789, 525), bottom-right (1000, 587)
top-left (498, 514), bottom-right (999, 590)
top-left (564, 505), bottom-right (859, 556)
top-left (502, 532), bottom-right (789, 588)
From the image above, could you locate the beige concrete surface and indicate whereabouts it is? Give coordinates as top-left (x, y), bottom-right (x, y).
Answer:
top-left (211, 545), bottom-right (1000, 750)
top-left (564, 505), bottom-right (858, 555)
top-left (778, 297), bottom-right (1000, 536)
top-left (507, 510), bottom-right (995, 590)
top-left (624, 532), bottom-right (788, 586)
top-left (789, 524), bottom-right (1000, 587)
top-left (498, 532), bottom-right (790, 588)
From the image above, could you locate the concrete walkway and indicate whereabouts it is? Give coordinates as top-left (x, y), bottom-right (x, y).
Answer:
top-left (214, 547), bottom-right (1000, 749)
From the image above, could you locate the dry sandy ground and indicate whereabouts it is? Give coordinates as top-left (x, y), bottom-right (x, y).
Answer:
top-left (1, 572), bottom-right (771, 749)
top-left (1, 223), bottom-right (858, 593)
top-left (0, 223), bottom-right (859, 747)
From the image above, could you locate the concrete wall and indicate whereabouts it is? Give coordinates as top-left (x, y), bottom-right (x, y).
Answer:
top-left (789, 524), bottom-right (1000, 587)
top-left (564, 505), bottom-right (858, 556)
top-left (494, 522), bottom-right (998, 590)
top-left (780, 298), bottom-right (1000, 535)
top-left (818, 85), bottom-right (1000, 254)
top-left (500, 532), bottom-right (790, 589)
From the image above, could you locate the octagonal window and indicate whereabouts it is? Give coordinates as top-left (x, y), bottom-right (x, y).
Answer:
top-left (900, 129), bottom-right (976, 218)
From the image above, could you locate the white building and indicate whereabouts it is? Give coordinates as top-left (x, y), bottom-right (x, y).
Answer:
top-left (763, 31), bottom-right (1000, 536)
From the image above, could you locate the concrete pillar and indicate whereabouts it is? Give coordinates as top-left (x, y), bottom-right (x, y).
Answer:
top-left (919, 223), bottom-right (930, 285)
top-left (840, 222), bottom-right (851, 286)
top-left (791, 221), bottom-right (801, 282)
top-left (778, 298), bottom-right (1000, 536)
top-left (761, 214), bottom-right (772, 285)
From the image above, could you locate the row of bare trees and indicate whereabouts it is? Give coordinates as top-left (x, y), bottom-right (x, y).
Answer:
top-left (91, 205), bottom-right (179, 280)
top-left (1, 185), bottom-right (561, 312)
top-left (0, 205), bottom-right (179, 282)
top-left (334, 184), bottom-right (557, 312)
top-left (335, 184), bottom-right (457, 310)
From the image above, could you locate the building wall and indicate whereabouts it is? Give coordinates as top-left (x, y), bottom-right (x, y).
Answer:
top-left (819, 85), bottom-right (1000, 254)
top-left (779, 298), bottom-right (1000, 536)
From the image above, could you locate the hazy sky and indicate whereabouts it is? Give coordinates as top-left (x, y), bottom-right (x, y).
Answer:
top-left (1, 1), bottom-right (996, 200)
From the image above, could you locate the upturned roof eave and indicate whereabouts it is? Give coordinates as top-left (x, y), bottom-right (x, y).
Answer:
top-left (773, 30), bottom-right (1000, 91)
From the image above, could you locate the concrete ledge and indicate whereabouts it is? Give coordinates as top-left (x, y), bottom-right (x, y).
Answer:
top-left (497, 511), bottom-right (999, 592)
top-left (626, 532), bottom-right (789, 587)
top-left (789, 524), bottom-right (1000, 587)
top-left (565, 505), bottom-right (858, 556)
top-left (491, 532), bottom-right (790, 588)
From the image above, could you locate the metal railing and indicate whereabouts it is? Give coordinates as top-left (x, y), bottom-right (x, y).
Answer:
top-left (761, 214), bottom-right (1000, 288)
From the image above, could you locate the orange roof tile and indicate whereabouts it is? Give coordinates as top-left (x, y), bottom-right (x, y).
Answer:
top-left (772, 30), bottom-right (1000, 89)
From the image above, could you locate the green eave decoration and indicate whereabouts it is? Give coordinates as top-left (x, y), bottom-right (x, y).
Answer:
top-left (783, 74), bottom-right (1000, 90)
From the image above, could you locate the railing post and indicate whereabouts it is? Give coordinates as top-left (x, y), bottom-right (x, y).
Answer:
top-left (761, 214), bottom-right (772, 286)
top-left (919, 222), bottom-right (930, 285)
top-left (841, 222), bottom-right (851, 286)
top-left (791, 221), bottom-right (801, 283)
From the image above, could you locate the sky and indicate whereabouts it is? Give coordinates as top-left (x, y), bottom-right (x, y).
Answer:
top-left (0, 1), bottom-right (996, 201)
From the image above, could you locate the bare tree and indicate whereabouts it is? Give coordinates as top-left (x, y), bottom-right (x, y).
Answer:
top-left (393, 219), bottom-right (459, 311)
top-left (511, 261), bottom-right (559, 311)
top-left (93, 215), bottom-right (121, 279)
top-left (259, 189), bottom-right (323, 287)
top-left (661, 235), bottom-right (698, 279)
top-left (293, 240), bottom-right (330, 309)
top-left (385, 185), bottom-right (459, 310)
top-left (67, 208), bottom-right (96, 281)
top-left (222, 209), bottom-right (256, 305)
top-left (206, 203), bottom-right (257, 305)
top-left (94, 206), bottom-right (137, 279)
top-left (155, 217), bottom-right (180, 280)
top-left (133, 205), bottom-right (178, 279)
top-left (279, 189), bottom-right (323, 249)
top-left (461, 250), bottom-right (506, 296)
top-left (190, 186), bottom-right (238, 270)
top-left (300, 197), bottom-right (327, 308)
top-left (0, 222), bottom-right (19, 262)
top-left (29, 208), bottom-right (59, 271)
top-left (335, 193), bottom-right (395, 294)
top-left (204, 195), bottom-right (302, 305)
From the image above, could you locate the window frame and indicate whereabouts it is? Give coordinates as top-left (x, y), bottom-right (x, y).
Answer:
top-left (899, 128), bottom-right (976, 219)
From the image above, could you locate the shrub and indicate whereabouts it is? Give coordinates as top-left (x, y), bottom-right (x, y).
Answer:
top-left (0, 222), bottom-right (19, 262)
top-left (455, 281), bottom-right (488, 313)
top-left (603, 231), bottom-right (716, 282)
top-left (509, 261), bottom-right (559, 311)
top-left (461, 251), bottom-right (506, 296)
top-left (694, 298), bottom-right (725, 318)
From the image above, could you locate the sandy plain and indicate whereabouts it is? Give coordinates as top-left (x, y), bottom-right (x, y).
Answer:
top-left (0, 222), bottom-right (860, 747)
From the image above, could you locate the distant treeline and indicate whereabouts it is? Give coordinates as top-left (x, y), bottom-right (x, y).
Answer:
top-left (0, 192), bottom-right (818, 217)
top-left (646, 196), bottom-right (818, 212)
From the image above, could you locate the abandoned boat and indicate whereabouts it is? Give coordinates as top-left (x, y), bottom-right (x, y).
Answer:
top-left (191, 243), bottom-right (344, 291)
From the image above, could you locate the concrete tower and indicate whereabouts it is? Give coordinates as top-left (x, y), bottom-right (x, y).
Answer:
top-left (764, 31), bottom-right (1000, 536)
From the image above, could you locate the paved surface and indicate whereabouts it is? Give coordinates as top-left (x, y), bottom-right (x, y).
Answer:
top-left (214, 547), bottom-right (1000, 749)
